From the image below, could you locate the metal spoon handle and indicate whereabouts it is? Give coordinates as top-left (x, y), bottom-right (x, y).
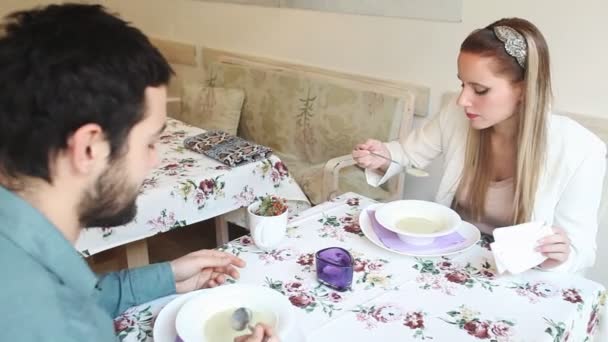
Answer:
top-left (368, 151), bottom-right (399, 165)
top-left (368, 151), bottom-right (429, 177)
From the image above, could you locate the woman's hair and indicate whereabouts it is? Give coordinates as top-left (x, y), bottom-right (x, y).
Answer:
top-left (458, 17), bottom-right (552, 224)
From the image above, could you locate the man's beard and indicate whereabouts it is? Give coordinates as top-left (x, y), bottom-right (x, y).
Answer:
top-left (78, 158), bottom-right (141, 228)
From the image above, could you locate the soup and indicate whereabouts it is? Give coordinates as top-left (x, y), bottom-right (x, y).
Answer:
top-left (204, 308), bottom-right (276, 342)
top-left (396, 217), bottom-right (444, 234)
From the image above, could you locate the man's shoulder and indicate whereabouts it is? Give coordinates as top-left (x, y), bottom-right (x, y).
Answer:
top-left (0, 233), bottom-right (59, 283)
top-left (1, 231), bottom-right (60, 280)
top-left (0, 236), bottom-right (116, 341)
top-left (0, 234), bottom-right (67, 318)
top-left (0, 238), bottom-right (69, 340)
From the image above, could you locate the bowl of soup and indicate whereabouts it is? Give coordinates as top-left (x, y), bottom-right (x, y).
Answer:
top-left (175, 284), bottom-right (294, 342)
top-left (374, 200), bottom-right (461, 244)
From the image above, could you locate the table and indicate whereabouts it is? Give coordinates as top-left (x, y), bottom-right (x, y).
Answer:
top-left (115, 193), bottom-right (607, 341)
top-left (76, 118), bottom-right (310, 265)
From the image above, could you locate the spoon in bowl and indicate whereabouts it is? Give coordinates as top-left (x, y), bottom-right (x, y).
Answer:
top-left (231, 307), bottom-right (271, 342)
top-left (230, 307), bottom-right (253, 332)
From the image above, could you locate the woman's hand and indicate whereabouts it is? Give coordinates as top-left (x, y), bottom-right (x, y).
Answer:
top-left (536, 227), bottom-right (571, 269)
top-left (352, 139), bottom-right (391, 172)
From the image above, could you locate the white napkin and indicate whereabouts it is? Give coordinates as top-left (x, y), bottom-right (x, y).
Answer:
top-left (490, 222), bottom-right (553, 274)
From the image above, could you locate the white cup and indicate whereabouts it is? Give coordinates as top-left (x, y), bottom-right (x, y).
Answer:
top-left (247, 201), bottom-right (288, 251)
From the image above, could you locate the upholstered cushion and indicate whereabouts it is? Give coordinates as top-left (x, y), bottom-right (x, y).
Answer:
top-left (206, 61), bottom-right (410, 203)
top-left (278, 153), bottom-right (392, 205)
top-left (179, 84), bottom-right (245, 135)
top-left (207, 63), bottom-right (404, 165)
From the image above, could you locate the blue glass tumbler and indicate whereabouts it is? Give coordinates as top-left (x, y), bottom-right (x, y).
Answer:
top-left (315, 247), bottom-right (354, 292)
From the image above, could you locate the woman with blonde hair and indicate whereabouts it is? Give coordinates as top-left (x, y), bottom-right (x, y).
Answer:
top-left (353, 18), bottom-right (606, 273)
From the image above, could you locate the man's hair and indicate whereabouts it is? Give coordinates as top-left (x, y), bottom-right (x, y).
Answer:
top-left (0, 3), bottom-right (173, 183)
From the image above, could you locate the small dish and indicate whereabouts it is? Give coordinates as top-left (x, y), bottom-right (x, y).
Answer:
top-left (374, 200), bottom-right (462, 244)
top-left (175, 284), bottom-right (294, 342)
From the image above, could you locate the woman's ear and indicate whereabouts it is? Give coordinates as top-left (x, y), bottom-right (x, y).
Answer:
top-left (517, 81), bottom-right (526, 102)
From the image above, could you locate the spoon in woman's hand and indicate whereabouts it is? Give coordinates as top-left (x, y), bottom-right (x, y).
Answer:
top-left (367, 151), bottom-right (429, 177)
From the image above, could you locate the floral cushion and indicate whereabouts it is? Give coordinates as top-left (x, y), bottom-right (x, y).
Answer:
top-left (205, 62), bottom-right (409, 203)
top-left (178, 84), bottom-right (245, 135)
top-left (278, 153), bottom-right (391, 205)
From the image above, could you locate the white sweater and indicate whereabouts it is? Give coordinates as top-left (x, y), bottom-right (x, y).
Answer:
top-left (367, 96), bottom-right (607, 273)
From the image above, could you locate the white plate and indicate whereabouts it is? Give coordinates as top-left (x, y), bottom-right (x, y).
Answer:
top-left (360, 203), bottom-right (480, 257)
top-left (153, 288), bottom-right (305, 342)
top-left (176, 284), bottom-right (302, 342)
top-left (153, 291), bottom-right (200, 342)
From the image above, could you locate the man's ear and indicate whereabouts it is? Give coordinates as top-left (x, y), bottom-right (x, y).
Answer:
top-left (65, 123), bottom-right (109, 175)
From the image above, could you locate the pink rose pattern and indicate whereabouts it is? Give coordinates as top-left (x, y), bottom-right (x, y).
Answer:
top-left (346, 197), bottom-right (360, 206)
top-left (114, 305), bottom-right (153, 341)
top-left (352, 304), bottom-right (432, 339)
top-left (340, 213), bottom-right (364, 237)
top-left (258, 248), bottom-right (298, 265)
top-left (507, 284), bottom-right (589, 315)
top-left (172, 176), bottom-right (226, 209)
top-left (237, 235), bottom-right (254, 246)
top-left (157, 157), bottom-right (196, 177)
top-left (159, 129), bottom-right (187, 144)
top-left (146, 209), bottom-right (186, 232)
top-left (442, 305), bottom-right (515, 341)
top-left (266, 275), bottom-right (344, 316)
top-left (317, 213), bottom-right (363, 241)
top-left (352, 255), bottom-right (398, 290)
top-left (233, 185), bottom-right (256, 207)
top-left (509, 281), bottom-right (559, 303)
top-left (583, 291), bottom-right (606, 341)
top-left (296, 253), bottom-right (315, 272)
top-left (217, 235), bottom-right (255, 256)
top-left (562, 289), bottom-right (583, 304)
top-left (255, 159), bottom-right (291, 188)
top-left (414, 258), bottom-right (498, 294)
top-left (317, 214), bottom-right (346, 241)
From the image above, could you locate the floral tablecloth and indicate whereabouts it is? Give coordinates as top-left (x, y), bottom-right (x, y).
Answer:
top-left (76, 118), bottom-right (309, 256)
top-left (115, 193), bottom-right (607, 341)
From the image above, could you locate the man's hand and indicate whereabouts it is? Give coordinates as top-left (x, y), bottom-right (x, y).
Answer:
top-left (170, 249), bottom-right (246, 294)
top-left (234, 324), bottom-right (279, 342)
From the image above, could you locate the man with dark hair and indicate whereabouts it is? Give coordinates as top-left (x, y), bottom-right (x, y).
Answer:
top-left (0, 4), bottom-right (276, 341)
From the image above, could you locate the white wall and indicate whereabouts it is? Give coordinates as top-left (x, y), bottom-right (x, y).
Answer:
top-left (85, 0), bottom-right (608, 118)
top-left (2, 1), bottom-right (605, 118)
top-left (0, 0), bottom-right (47, 12)
top-left (2, 0), bottom-right (606, 284)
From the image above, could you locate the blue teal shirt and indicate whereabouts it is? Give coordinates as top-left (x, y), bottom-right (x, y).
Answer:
top-left (0, 185), bottom-right (176, 341)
